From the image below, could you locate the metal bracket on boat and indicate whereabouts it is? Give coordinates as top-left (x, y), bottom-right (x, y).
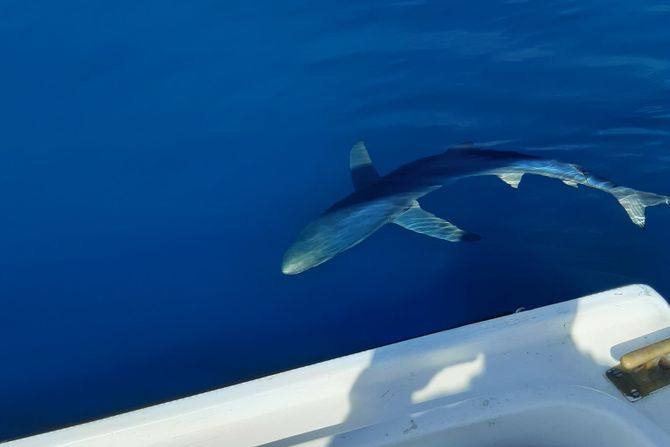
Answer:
top-left (606, 336), bottom-right (670, 402)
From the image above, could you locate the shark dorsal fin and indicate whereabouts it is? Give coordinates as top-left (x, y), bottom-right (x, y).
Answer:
top-left (350, 141), bottom-right (380, 190)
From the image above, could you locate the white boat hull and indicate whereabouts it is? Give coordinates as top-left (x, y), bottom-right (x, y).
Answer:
top-left (6, 284), bottom-right (670, 446)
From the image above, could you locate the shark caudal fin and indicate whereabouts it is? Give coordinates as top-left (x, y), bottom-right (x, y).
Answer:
top-left (611, 187), bottom-right (670, 229)
top-left (350, 141), bottom-right (381, 190)
top-left (393, 201), bottom-right (481, 242)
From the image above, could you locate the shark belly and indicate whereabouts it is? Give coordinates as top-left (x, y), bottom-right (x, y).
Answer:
top-left (282, 194), bottom-right (418, 275)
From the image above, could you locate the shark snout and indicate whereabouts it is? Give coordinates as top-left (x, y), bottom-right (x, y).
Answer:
top-left (282, 236), bottom-right (335, 275)
top-left (281, 257), bottom-right (301, 275)
top-left (281, 247), bottom-right (313, 275)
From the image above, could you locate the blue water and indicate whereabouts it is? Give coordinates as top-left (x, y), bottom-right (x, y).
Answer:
top-left (1, 0), bottom-right (669, 440)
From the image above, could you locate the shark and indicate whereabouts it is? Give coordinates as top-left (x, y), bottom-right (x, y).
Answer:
top-left (281, 142), bottom-right (669, 275)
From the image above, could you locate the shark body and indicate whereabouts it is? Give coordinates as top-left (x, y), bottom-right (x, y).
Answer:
top-left (282, 142), bottom-right (669, 275)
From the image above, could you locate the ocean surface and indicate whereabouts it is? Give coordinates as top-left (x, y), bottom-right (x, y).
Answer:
top-left (1, 0), bottom-right (669, 441)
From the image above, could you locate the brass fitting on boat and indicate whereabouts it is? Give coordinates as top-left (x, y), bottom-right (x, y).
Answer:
top-left (606, 336), bottom-right (670, 401)
top-left (620, 337), bottom-right (670, 371)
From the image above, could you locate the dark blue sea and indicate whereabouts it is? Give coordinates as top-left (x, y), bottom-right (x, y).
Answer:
top-left (1, 0), bottom-right (669, 441)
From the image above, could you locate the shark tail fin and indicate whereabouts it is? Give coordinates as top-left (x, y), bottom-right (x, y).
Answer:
top-left (350, 141), bottom-right (380, 190)
top-left (611, 187), bottom-right (670, 229)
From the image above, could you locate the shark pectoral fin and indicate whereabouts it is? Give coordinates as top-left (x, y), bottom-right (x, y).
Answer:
top-left (393, 201), bottom-right (480, 242)
top-left (562, 180), bottom-right (579, 188)
top-left (497, 173), bottom-right (523, 189)
top-left (612, 187), bottom-right (670, 229)
top-left (350, 141), bottom-right (381, 190)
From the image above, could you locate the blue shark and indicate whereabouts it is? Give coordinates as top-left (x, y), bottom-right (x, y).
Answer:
top-left (282, 142), bottom-right (669, 275)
